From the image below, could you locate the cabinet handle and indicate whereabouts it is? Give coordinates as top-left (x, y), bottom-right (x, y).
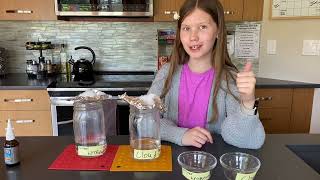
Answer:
top-left (14, 120), bottom-right (35, 124)
top-left (173, 11), bottom-right (179, 20)
top-left (224, 11), bottom-right (235, 15)
top-left (57, 120), bottom-right (73, 125)
top-left (164, 11), bottom-right (179, 20)
top-left (256, 96), bottom-right (272, 101)
top-left (6, 10), bottom-right (33, 14)
top-left (4, 98), bottom-right (33, 103)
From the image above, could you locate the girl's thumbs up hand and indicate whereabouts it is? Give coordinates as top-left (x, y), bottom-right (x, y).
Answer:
top-left (236, 61), bottom-right (256, 109)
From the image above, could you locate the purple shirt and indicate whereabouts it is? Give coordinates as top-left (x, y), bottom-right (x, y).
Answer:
top-left (178, 64), bottom-right (215, 128)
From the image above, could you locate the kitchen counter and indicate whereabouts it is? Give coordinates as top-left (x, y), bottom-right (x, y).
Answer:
top-left (0, 73), bottom-right (56, 90)
top-left (256, 77), bottom-right (320, 88)
top-left (1, 73), bottom-right (320, 90)
top-left (0, 73), bottom-right (155, 90)
top-left (0, 134), bottom-right (320, 180)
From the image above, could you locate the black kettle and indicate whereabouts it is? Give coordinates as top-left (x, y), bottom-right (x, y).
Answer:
top-left (69, 46), bottom-right (96, 82)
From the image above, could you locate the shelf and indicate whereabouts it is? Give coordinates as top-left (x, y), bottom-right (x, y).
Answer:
top-left (25, 42), bottom-right (54, 50)
top-left (158, 39), bottom-right (175, 45)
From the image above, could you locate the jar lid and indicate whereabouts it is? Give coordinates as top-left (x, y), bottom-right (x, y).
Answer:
top-left (119, 93), bottom-right (165, 111)
top-left (73, 89), bottom-right (112, 103)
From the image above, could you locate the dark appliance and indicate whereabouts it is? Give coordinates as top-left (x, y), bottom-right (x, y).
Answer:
top-left (69, 46), bottom-right (95, 82)
top-left (47, 72), bottom-right (155, 136)
top-left (0, 47), bottom-right (7, 76)
top-left (54, 0), bottom-right (153, 17)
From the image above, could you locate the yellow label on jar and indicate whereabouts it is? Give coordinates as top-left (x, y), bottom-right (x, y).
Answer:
top-left (77, 145), bottom-right (105, 157)
top-left (182, 168), bottom-right (210, 180)
top-left (133, 148), bottom-right (160, 160)
top-left (235, 172), bottom-right (257, 180)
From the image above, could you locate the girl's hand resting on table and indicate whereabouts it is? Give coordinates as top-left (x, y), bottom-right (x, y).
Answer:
top-left (182, 127), bottom-right (213, 148)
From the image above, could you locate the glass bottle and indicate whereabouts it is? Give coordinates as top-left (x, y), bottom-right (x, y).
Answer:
top-left (60, 44), bottom-right (67, 74)
top-left (26, 60), bottom-right (33, 77)
top-left (73, 100), bottom-right (106, 158)
top-left (37, 57), bottom-right (47, 79)
top-left (129, 106), bottom-right (161, 160)
top-left (4, 119), bottom-right (20, 166)
top-left (46, 59), bottom-right (53, 76)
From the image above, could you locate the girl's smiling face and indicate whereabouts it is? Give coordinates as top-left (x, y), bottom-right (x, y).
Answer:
top-left (180, 8), bottom-right (219, 62)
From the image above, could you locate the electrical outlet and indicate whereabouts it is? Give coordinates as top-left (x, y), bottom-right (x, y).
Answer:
top-left (302, 40), bottom-right (319, 56)
top-left (267, 40), bottom-right (277, 55)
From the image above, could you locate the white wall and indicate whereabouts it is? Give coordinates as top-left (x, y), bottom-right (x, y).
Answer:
top-left (258, 0), bottom-right (320, 84)
top-left (258, 0), bottom-right (320, 133)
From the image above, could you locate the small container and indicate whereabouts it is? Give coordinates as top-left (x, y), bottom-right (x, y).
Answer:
top-left (220, 152), bottom-right (261, 180)
top-left (178, 151), bottom-right (217, 180)
top-left (73, 100), bottom-right (106, 158)
top-left (37, 58), bottom-right (47, 79)
top-left (31, 60), bottom-right (38, 76)
top-left (46, 59), bottom-right (53, 75)
top-left (129, 106), bottom-right (161, 160)
top-left (26, 60), bottom-right (33, 76)
top-left (4, 119), bottom-right (20, 166)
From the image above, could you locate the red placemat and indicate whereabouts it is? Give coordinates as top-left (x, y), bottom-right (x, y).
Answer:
top-left (48, 144), bottom-right (118, 171)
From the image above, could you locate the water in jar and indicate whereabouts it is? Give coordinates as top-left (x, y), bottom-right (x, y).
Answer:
top-left (73, 101), bottom-right (106, 158)
top-left (129, 106), bottom-right (161, 160)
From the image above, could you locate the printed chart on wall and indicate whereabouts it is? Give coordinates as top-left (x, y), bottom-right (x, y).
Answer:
top-left (234, 24), bottom-right (261, 59)
top-left (271, 0), bottom-right (320, 19)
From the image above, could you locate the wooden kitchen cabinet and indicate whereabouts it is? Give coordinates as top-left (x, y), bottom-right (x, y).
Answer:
top-left (219, 0), bottom-right (244, 21)
top-left (243, 0), bottom-right (264, 21)
top-left (154, 0), bottom-right (264, 22)
top-left (0, 111), bottom-right (52, 136)
top-left (0, 90), bottom-right (51, 110)
top-left (290, 88), bottom-right (314, 133)
top-left (154, 0), bottom-right (185, 22)
top-left (0, 90), bottom-right (52, 136)
top-left (220, 0), bottom-right (264, 21)
top-left (0, 0), bottom-right (57, 20)
top-left (256, 88), bottom-right (314, 134)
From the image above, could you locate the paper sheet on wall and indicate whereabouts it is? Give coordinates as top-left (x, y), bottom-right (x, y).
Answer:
top-left (272, 0), bottom-right (320, 18)
top-left (235, 24), bottom-right (261, 59)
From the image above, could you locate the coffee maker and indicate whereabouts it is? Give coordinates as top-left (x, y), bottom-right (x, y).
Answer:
top-left (69, 46), bottom-right (95, 83)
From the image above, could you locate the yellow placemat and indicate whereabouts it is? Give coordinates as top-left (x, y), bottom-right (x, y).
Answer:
top-left (110, 145), bottom-right (172, 172)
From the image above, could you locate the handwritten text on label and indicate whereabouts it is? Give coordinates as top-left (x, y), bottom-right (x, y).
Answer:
top-left (182, 168), bottom-right (210, 180)
top-left (133, 149), bottom-right (160, 160)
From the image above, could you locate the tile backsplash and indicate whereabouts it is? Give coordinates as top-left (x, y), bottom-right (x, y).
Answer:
top-left (0, 21), bottom-right (176, 73)
top-left (0, 21), bottom-right (259, 74)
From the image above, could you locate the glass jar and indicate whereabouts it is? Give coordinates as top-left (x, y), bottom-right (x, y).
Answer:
top-left (129, 106), bottom-right (161, 160)
top-left (26, 60), bottom-right (33, 76)
top-left (73, 101), bottom-right (106, 158)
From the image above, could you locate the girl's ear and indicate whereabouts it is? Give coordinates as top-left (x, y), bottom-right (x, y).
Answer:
top-left (216, 29), bottom-right (220, 39)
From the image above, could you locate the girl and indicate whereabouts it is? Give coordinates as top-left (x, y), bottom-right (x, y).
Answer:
top-left (148, 0), bottom-right (265, 149)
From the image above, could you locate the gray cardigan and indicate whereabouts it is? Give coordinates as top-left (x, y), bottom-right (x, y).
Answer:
top-left (148, 64), bottom-right (265, 149)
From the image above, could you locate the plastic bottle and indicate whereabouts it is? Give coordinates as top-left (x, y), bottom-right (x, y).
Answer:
top-left (4, 119), bottom-right (20, 166)
top-left (60, 44), bottom-right (67, 73)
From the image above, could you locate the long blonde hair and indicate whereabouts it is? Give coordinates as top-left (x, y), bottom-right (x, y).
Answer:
top-left (160, 0), bottom-right (239, 122)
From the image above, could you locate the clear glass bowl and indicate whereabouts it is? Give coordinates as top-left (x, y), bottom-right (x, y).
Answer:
top-left (220, 152), bottom-right (261, 180)
top-left (178, 151), bottom-right (217, 180)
